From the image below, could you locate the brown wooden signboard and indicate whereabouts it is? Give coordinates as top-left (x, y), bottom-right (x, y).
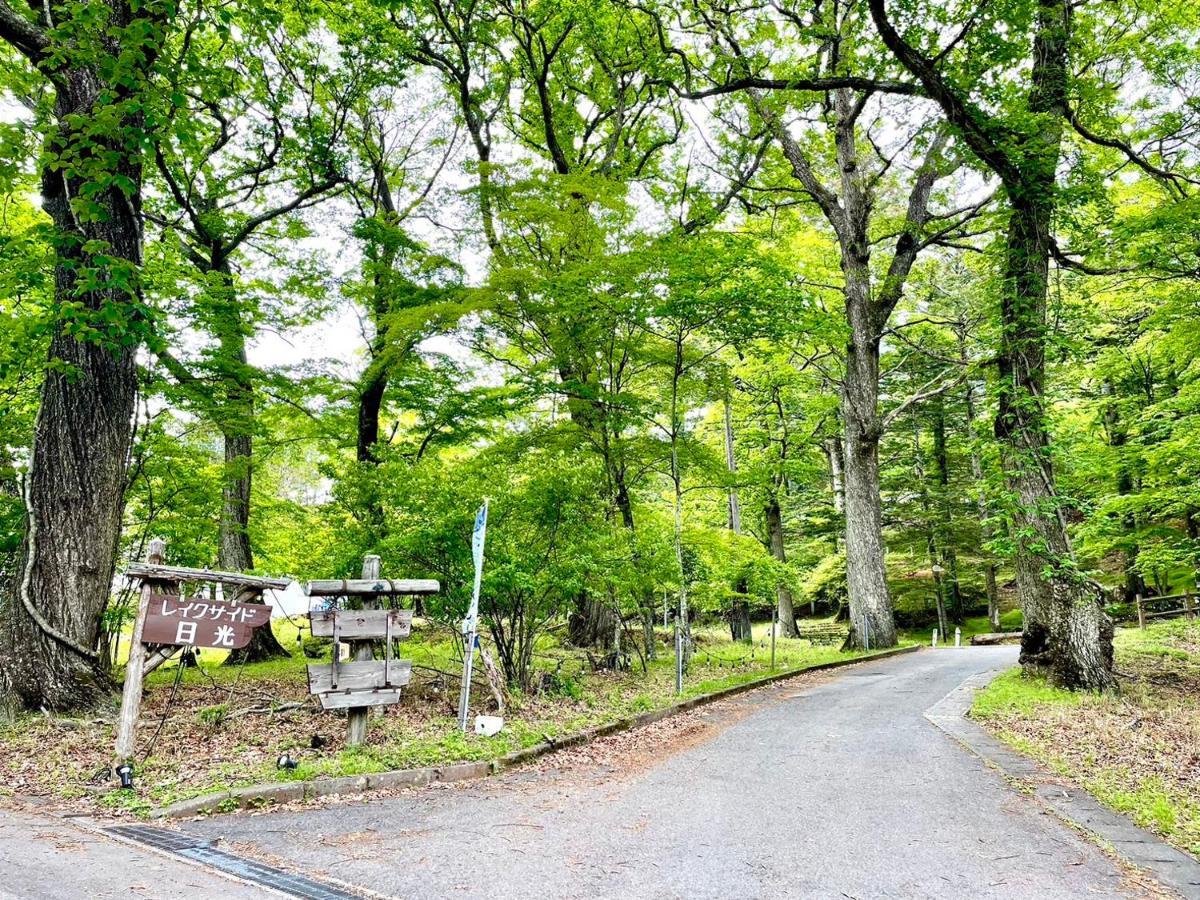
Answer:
top-left (142, 593), bottom-right (272, 650)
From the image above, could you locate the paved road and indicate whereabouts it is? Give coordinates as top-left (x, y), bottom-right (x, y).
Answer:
top-left (183, 647), bottom-right (1150, 899)
top-left (0, 808), bottom-right (266, 900)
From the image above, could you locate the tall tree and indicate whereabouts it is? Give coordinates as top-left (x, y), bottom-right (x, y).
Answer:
top-left (670, 0), bottom-right (981, 648)
top-left (0, 0), bottom-right (174, 712)
top-left (868, 0), bottom-right (1131, 686)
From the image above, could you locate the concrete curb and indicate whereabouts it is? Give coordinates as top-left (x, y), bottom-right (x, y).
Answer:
top-left (153, 644), bottom-right (919, 819)
top-left (926, 668), bottom-right (1200, 900)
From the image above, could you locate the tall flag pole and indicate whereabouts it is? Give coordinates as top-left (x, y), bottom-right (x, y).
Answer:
top-left (457, 499), bottom-right (488, 732)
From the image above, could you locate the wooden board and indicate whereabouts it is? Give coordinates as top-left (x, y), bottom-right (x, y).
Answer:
top-left (125, 563), bottom-right (289, 590)
top-left (305, 578), bottom-right (440, 597)
top-left (307, 660), bottom-right (412, 694)
top-left (309, 609), bottom-right (413, 640)
top-left (316, 689), bottom-right (403, 710)
top-left (142, 594), bottom-right (273, 650)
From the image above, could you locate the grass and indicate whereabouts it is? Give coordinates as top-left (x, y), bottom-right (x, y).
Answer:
top-left (972, 618), bottom-right (1200, 859)
top-left (0, 617), bottom-right (911, 817)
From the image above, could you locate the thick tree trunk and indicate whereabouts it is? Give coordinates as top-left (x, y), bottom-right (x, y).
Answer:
top-left (869, 0), bottom-right (1113, 687)
top-left (766, 497), bottom-right (797, 636)
top-left (998, 200), bottom-right (1113, 689)
top-left (0, 73), bottom-right (145, 713)
top-left (840, 268), bottom-right (897, 650)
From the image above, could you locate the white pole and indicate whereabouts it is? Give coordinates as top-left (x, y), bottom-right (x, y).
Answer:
top-left (955, 626), bottom-right (961, 648)
top-left (932, 628), bottom-right (938, 648)
top-left (458, 499), bottom-right (488, 732)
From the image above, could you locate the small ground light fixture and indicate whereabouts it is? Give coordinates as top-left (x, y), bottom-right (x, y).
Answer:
top-left (276, 752), bottom-right (298, 770)
top-left (115, 762), bottom-right (134, 789)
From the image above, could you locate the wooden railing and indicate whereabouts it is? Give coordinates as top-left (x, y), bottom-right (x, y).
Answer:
top-left (1135, 592), bottom-right (1198, 629)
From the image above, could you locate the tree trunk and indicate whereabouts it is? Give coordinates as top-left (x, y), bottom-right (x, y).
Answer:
top-left (998, 199), bottom-right (1113, 689)
top-left (357, 366), bottom-right (388, 464)
top-left (729, 595), bottom-right (752, 643)
top-left (212, 275), bottom-right (285, 664)
top-left (1103, 380), bottom-right (1144, 603)
top-left (994, 0), bottom-right (1112, 689)
top-left (840, 269), bottom-right (897, 650)
top-left (869, 0), bottom-right (1113, 687)
top-left (930, 397), bottom-right (964, 620)
top-left (963, 371), bottom-right (1001, 629)
top-left (766, 497), bottom-right (797, 636)
top-left (0, 68), bottom-right (152, 714)
top-left (913, 417), bottom-right (951, 640)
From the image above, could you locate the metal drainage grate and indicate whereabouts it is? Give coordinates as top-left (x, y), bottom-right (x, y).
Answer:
top-left (105, 825), bottom-right (360, 899)
top-left (178, 846), bottom-right (361, 899)
top-left (107, 823), bottom-right (211, 852)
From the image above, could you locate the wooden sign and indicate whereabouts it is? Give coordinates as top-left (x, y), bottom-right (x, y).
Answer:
top-left (142, 593), bottom-right (272, 650)
top-left (309, 608), bottom-right (412, 640)
top-left (307, 659), bottom-right (413, 710)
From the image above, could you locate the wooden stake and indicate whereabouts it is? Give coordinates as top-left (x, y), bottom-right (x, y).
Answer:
top-left (113, 539), bottom-right (166, 772)
top-left (346, 554), bottom-right (381, 746)
top-left (1136, 593), bottom-right (1145, 630)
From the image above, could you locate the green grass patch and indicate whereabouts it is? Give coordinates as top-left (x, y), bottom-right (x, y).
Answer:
top-left (973, 620), bottom-right (1200, 859)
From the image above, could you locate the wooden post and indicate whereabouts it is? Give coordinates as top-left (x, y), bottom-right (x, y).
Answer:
top-left (346, 554), bottom-right (381, 746)
top-left (1185, 592), bottom-right (1195, 621)
top-left (1136, 593), bottom-right (1145, 630)
top-left (113, 539), bottom-right (165, 772)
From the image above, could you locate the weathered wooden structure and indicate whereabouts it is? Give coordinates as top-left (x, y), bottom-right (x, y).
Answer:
top-left (114, 540), bottom-right (289, 775)
top-left (304, 556), bottom-right (439, 745)
top-left (797, 621), bottom-right (850, 646)
top-left (1135, 592), bottom-right (1197, 629)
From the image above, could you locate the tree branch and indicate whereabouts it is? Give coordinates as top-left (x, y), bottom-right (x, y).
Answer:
top-left (0, 0), bottom-right (47, 63)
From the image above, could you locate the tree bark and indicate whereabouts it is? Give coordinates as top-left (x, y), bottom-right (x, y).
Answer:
top-left (930, 396), bottom-right (964, 620)
top-left (1103, 380), bottom-right (1144, 603)
top-left (766, 497), bottom-right (797, 636)
top-left (0, 57), bottom-right (156, 713)
top-left (840, 265), bottom-right (897, 650)
top-left (211, 274), bottom-right (285, 664)
top-left (962, 363), bottom-right (1001, 629)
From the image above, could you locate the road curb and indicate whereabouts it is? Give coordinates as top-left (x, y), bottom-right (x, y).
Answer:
top-left (152, 643), bottom-right (919, 819)
top-left (926, 668), bottom-right (1200, 899)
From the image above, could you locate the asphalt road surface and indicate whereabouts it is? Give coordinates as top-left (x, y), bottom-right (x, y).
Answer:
top-left (175, 646), bottom-right (1154, 899)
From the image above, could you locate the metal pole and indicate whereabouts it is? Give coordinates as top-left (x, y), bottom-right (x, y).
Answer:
top-left (864, 615), bottom-right (871, 652)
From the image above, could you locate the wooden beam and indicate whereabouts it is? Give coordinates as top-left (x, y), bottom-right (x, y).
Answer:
top-left (347, 555), bottom-right (381, 746)
top-left (304, 578), bottom-right (440, 597)
top-left (317, 689), bottom-right (403, 710)
top-left (114, 540), bottom-right (170, 772)
top-left (124, 563), bottom-right (290, 591)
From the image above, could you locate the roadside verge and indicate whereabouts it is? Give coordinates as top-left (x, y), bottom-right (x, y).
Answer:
top-left (152, 643), bottom-right (920, 819)
top-left (926, 669), bottom-right (1200, 899)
